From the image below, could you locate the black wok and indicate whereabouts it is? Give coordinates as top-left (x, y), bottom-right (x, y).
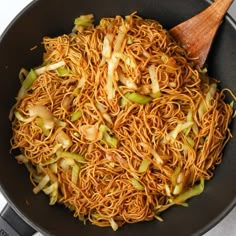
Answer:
top-left (0, 0), bottom-right (236, 235)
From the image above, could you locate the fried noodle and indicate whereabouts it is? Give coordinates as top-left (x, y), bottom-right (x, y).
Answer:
top-left (11, 13), bottom-right (234, 230)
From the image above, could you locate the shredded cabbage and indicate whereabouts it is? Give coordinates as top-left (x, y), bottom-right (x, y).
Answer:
top-left (131, 178), bottom-right (144, 190)
top-left (173, 178), bottom-right (204, 204)
top-left (35, 117), bottom-right (50, 136)
top-left (149, 65), bottom-right (161, 98)
top-left (33, 175), bottom-right (50, 194)
top-left (165, 122), bottom-right (194, 142)
top-left (14, 111), bottom-right (34, 123)
top-left (15, 154), bottom-right (29, 164)
top-left (125, 92), bottom-right (152, 104)
top-left (118, 71), bottom-right (137, 90)
top-left (35, 61), bottom-right (66, 75)
top-left (57, 151), bottom-right (86, 163)
top-left (28, 105), bottom-right (54, 128)
top-left (17, 69), bottom-right (37, 100)
top-left (71, 164), bottom-right (80, 184)
top-left (198, 83), bottom-right (217, 119)
top-left (56, 130), bottom-right (72, 149)
top-left (102, 33), bottom-right (114, 59)
top-left (138, 159), bottom-right (151, 173)
top-left (74, 14), bottom-right (94, 27)
top-left (114, 52), bottom-right (136, 68)
top-left (57, 67), bottom-right (70, 77)
top-left (109, 218), bottom-right (119, 231)
top-left (80, 124), bottom-right (102, 141)
top-left (106, 23), bottom-right (129, 100)
top-left (71, 110), bottom-right (82, 121)
top-left (99, 124), bottom-right (118, 148)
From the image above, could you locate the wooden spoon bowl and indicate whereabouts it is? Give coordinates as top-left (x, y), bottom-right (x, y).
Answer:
top-left (170, 0), bottom-right (233, 68)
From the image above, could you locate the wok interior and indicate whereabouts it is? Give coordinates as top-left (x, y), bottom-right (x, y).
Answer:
top-left (0, 0), bottom-right (235, 235)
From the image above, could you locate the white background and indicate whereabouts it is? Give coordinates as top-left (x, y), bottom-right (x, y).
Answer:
top-left (0, 0), bottom-right (236, 235)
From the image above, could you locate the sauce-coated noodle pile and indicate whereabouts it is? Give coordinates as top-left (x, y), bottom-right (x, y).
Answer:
top-left (11, 14), bottom-right (234, 230)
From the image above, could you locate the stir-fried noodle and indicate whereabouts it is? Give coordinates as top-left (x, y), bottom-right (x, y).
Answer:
top-left (11, 13), bottom-right (235, 230)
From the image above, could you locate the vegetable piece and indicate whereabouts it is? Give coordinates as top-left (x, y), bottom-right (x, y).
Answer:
top-left (28, 105), bottom-right (54, 129)
top-left (72, 73), bottom-right (87, 95)
top-left (35, 61), bottom-right (66, 75)
top-left (15, 154), bottom-right (29, 164)
top-left (161, 54), bottom-right (177, 72)
top-left (186, 136), bottom-right (195, 147)
top-left (33, 175), bottom-right (50, 194)
top-left (49, 163), bottom-right (58, 174)
top-left (198, 83), bottom-right (217, 119)
top-left (109, 218), bottom-right (119, 231)
top-left (102, 113), bottom-right (113, 125)
top-left (173, 183), bottom-right (184, 195)
top-left (57, 151), bottom-right (86, 163)
top-left (103, 134), bottom-right (118, 148)
top-left (28, 105), bottom-right (52, 120)
top-left (62, 95), bottom-right (74, 111)
top-left (17, 69), bottom-right (37, 99)
top-left (173, 178), bottom-right (204, 204)
top-left (57, 67), bottom-right (70, 77)
top-left (161, 54), bottom-right (168, 64)
top-left (99, 124), bottom-right (109, 133)
top-left (18, 68), bottom-right (29, 83)
top-left (206, 83), bottom-right (217, 106)
top-left (114, 52), bottom-right (136, 68)
top-left (78, 215), bottom-right (85, 221)
top-left (80, 124), bottom-right (102, 141)
top-left (125, 92), bottom-right (152, 104)
top-left (71, 110), bottom-right (82, 121)
top-left (140, 142), bottom-right (163, 164)
top-left (71, 164), bottom-right (80, 184)
top-left (154, 215), bottom-right (164, 222)
top-left (102, 33), bottom-right (114, 59)
top-left (138, 159), bottom-right (151, 173)
top-left (106, 23), bottom-right (129, 100)
top-left (49, 191), bottom-right (58, 205)
top-left (197, 101), bottom-right (207, 120)
top-left (131, 178), bottom-right (144, 190)
top-left (118, 71), bottom-right (137, 90)
top-left (74, 14), bottom-right (94, 27)
top-left (43, 182), bottom-right (58, 195)
top-left (171, 166), bottom-right (181, 186)
top-left (165, 122), bottom-right (194, 142)
top-left (29, 106), bottom-right (50, 120)
top-left (149, 65), bottom-right (161, 98)
top-left (139, 85), bottom-right (152, 95)
top-left (56, 130), bottom-right (72, 149)
top-left (165, 184), bottom-right (172, 197)
top-left (60, 158), bottom-right (75, 170)
top-left (150, 148), bottom-right (163, 165)
top-left (99, 124), bottom-right (118, 148)
top-left (35, 117), bottom-right (50, 136)
top-left (127, 36), bottom-right (133, 45)
top-left (184, 110), bottom-right (193, 136)
top-left (106, 54), bottom-right (118, 99)
top-left (96, 103), bottom-right (113, 124)
top-left (54, 118), bottom-right (66, 127)
top-left (230, 101), bottom-right (234, 108)
top-left (14, 111), bottom-right (35, 123)
top-left (120, 96), bottom-right (129, 107)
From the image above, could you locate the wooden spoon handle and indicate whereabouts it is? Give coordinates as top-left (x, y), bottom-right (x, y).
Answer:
top-left (170, 0), bottom-right (233, 67)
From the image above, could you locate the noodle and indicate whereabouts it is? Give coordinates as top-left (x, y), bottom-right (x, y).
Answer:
top-left (11, 13), bottom-right (234, 230)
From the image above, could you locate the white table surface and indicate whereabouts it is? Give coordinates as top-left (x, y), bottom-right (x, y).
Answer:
top-left (0, 1), bottom-right (236, 235)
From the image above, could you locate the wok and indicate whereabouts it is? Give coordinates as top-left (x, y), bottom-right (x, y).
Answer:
top-left (0, 0), bottom-right (236, 235)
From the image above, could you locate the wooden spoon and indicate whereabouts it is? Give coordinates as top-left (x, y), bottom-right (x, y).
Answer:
top-left (169, 0), bottom-right (233, 68)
